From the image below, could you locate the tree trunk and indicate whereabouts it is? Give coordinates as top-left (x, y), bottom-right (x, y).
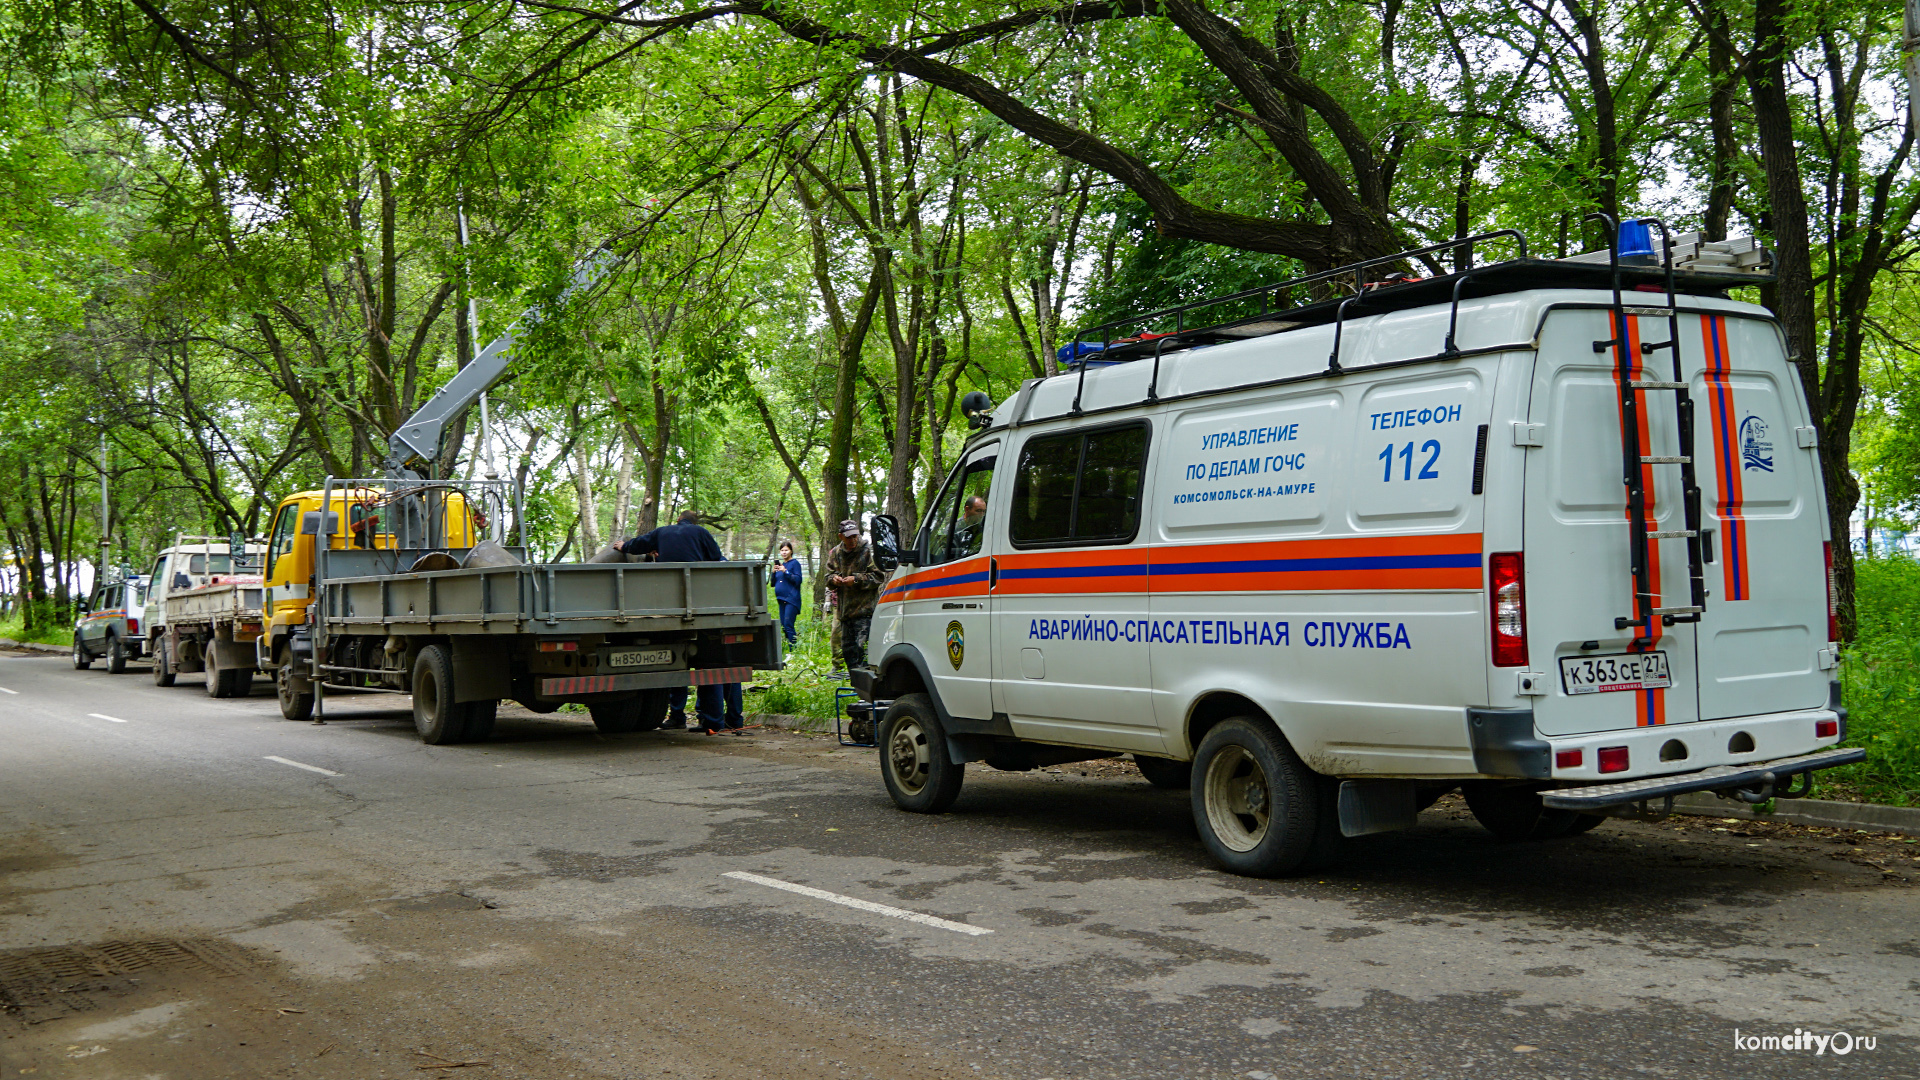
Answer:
top-left (573, 441), bottom-right (601, 556)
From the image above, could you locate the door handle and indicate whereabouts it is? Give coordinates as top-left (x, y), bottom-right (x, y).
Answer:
top-left (988, 557), bottom-right (998, 591)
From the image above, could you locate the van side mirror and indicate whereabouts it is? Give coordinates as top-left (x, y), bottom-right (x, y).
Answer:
top-left (870, 514), bottom-right (904, 572)
top-left (301, 511), bottom-right (339, 536)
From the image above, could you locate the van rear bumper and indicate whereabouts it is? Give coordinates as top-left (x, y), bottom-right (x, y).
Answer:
top-left (1541, 746), bottom-right (1865, 811)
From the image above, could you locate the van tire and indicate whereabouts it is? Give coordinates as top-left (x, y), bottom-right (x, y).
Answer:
top-left (1463, 783), bottom-right (1581, 841)
top-left (152, 639), bottom-right (175, 686)
top-left (1563, 813), bottom-right (1607, 836)
top-left (1190, 717), bottom-right (1322, 877)
top-left (106, 635), bottom-right (127, 674)
top-left (72, 636), bottom-right (91, 670)
top-left (1134, 755), bottom-right (1191, 789)
top-left (880, 694), bottom-right (964, 814)
top-left (411, 645), bottom-right (469, 745)
top-left (588, 697), bottom-right (647, 734)
top-left (276, 661), bottom-right (313, 721)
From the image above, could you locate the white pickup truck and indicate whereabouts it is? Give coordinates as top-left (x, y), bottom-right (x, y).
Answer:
top-left (143, 535), bottom-right (266, 692)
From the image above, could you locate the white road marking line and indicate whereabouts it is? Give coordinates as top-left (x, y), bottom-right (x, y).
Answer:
top-left (0, 686), bottom-right (16, 694)
top-left (722, 871), bottom-right (993, 936)
top-left (87, 713), bottom-right (128, 723)
top-left (264, 756), bottom-right (341, 777)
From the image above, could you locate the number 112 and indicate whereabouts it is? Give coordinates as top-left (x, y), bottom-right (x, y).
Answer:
top-left (1380, 440), bottom-right (1442, 481)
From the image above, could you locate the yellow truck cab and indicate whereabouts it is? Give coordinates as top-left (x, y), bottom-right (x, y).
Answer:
top-left (257, 488), bottom-right (478, 674)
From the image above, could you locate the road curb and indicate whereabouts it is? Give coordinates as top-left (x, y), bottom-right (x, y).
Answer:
top-left (1671, 791), bottom-right (1920, 837)
top-left (0, 637), bottom-right (66, 655)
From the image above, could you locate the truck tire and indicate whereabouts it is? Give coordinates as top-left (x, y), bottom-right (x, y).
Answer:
top-left (72, 635), bottom-right (91, 670)
top-left (152, 639), bottom-right (175, 686)
top-left (204, 647), bottom-right (243, 698)
top-left (879, 694), bottom-right (964, 814)
top-left (1134, 755), bottom-right (1191, 789)
top-left (1463, 782), bottom-right (1581, 841)
top-left (106, 635), bottom-right (128, 674)
top-left (633, 689), bottom-right (670, 732)
top-left (411, 645), bottom-right (469, 745)
top-left (1190, 717), bottom-right (1323, 877)
top-left (464, 699), bottom-right (498, 742)
top-left (276, 661), bottom-right (313, 721)
top-left (588, 698), bottom-right (646, 734)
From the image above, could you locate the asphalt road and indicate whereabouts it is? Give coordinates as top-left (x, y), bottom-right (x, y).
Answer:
top-left (0, 649), bottom-right (1914, 1080)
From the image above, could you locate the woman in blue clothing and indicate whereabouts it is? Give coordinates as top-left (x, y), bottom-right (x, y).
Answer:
top-left (772, 541), bottom-right (803, 646)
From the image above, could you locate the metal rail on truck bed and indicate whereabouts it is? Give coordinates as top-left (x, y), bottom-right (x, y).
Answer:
top-left (316, 559), bottom-right (771, 636)
top-left (167, 582), bottom-right (264, 624)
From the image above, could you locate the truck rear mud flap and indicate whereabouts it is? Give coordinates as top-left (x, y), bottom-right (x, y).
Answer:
top-left (1541, 747), bottom-right (1866, 811)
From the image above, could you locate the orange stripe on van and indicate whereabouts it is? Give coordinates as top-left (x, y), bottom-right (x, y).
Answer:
top-left (1611, 313), bottom-right (1665, 726)
top-left (1700, 314), bottom-right (1751, 602)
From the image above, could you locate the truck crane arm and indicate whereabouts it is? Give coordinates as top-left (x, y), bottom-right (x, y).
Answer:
top-left (384, 249), bottom-right (620, 479)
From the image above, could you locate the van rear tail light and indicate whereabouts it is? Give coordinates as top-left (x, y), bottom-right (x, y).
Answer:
top-left (127, 618), bottom-right (139, 635)
top-left (1555, 749), bottom-right (1584, 770)
top-left (1597, 746), bottom-right (1630, 773)
top-left (1824, 542), bottom-right (1839, 641)
top-left (1490, 552), bottom-right (1527, 667)
top-left (1815, 718), bottom-right (1838, 738)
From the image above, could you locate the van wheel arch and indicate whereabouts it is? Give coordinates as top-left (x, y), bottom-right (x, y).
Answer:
top-left (1183, 692), bottom-right (1273, 758)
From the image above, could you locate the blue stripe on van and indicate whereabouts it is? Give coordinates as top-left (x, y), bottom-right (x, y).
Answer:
top-left (998, 564), bottom-right (1149, 579)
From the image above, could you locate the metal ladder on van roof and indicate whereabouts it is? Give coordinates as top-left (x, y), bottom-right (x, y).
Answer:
top-left (1585, 214), bottom-right (1708, 644)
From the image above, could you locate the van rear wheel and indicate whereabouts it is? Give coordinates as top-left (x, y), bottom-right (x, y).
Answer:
top-left (1463, 783), bottom-right (1581, 841)
top-left (880, 694), bottom-right (964, 814)
top-left (106, 635), bottom-right (127, 674)
top-left (1191, 718), bottom-right (1323, 877)
top-left (1133, 755), bottom-right (1191, 789)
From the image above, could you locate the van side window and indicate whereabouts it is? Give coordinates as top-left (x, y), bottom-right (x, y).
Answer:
top-left (1010, 422), bottom-right (1149, 547)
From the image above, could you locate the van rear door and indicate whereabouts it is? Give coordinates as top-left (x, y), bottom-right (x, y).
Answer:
top-left (1525, 308), bottom-right (1700, 736)
top-left (1691, 314), bottom-right (1829, 719)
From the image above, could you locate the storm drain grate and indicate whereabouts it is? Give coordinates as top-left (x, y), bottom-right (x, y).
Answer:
top-left (0, 939), bottom-right (251, 1025)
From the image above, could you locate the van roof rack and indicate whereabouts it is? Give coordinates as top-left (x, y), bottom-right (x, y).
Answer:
top-left (1068, 227), bottom-right (1773, 366)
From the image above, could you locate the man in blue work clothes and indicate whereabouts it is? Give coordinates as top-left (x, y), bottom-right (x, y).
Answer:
top-left (619, 510), bottom-right (746, 735)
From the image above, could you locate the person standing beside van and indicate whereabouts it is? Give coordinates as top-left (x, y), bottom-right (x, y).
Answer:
top-left (824, 519), bottom-right (886, 671)
top-left (621, 510), bottom-right (742, 734)
top-left (772, 541), bottom-right (803, 646)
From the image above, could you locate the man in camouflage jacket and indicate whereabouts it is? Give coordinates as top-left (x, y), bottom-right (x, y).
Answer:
top-left (824, 518), bottom-right (888, 670)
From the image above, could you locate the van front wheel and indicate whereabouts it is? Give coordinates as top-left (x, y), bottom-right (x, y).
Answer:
top-left (880, 694), bottom-right (963, 814)
top-left (1190, 718), bottom-right (1323, 877)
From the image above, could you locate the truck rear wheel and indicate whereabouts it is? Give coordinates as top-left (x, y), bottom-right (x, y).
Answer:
top-left (72, 635), bottom-right (91, 670)
top-left (465, 699), bottom-right (498, 742)
top-left (1191, 718), bottom-right (1323, 877)
top-left (588, 697), bottom-right (646, 734)
top-left (106, 635), bottom-right (127, 674)
top-left (204, 646), bottom-right (244, 698)
top-left (1134, 755), bottom-right (1191, 789)
top-left (1463, 783), bottom-right (1581, 841)
top-left (879, 694), bottom-right (964, 814)
top-left (152, 639), bottom-right (175, 686)
top-left (412, 645), bottom-right (470, 745)
top-left (276, 661), bottom-right (313, 721)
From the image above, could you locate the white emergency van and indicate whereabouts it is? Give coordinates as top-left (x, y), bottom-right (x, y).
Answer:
top-left (853, 220), bottom-right (1862, 877)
